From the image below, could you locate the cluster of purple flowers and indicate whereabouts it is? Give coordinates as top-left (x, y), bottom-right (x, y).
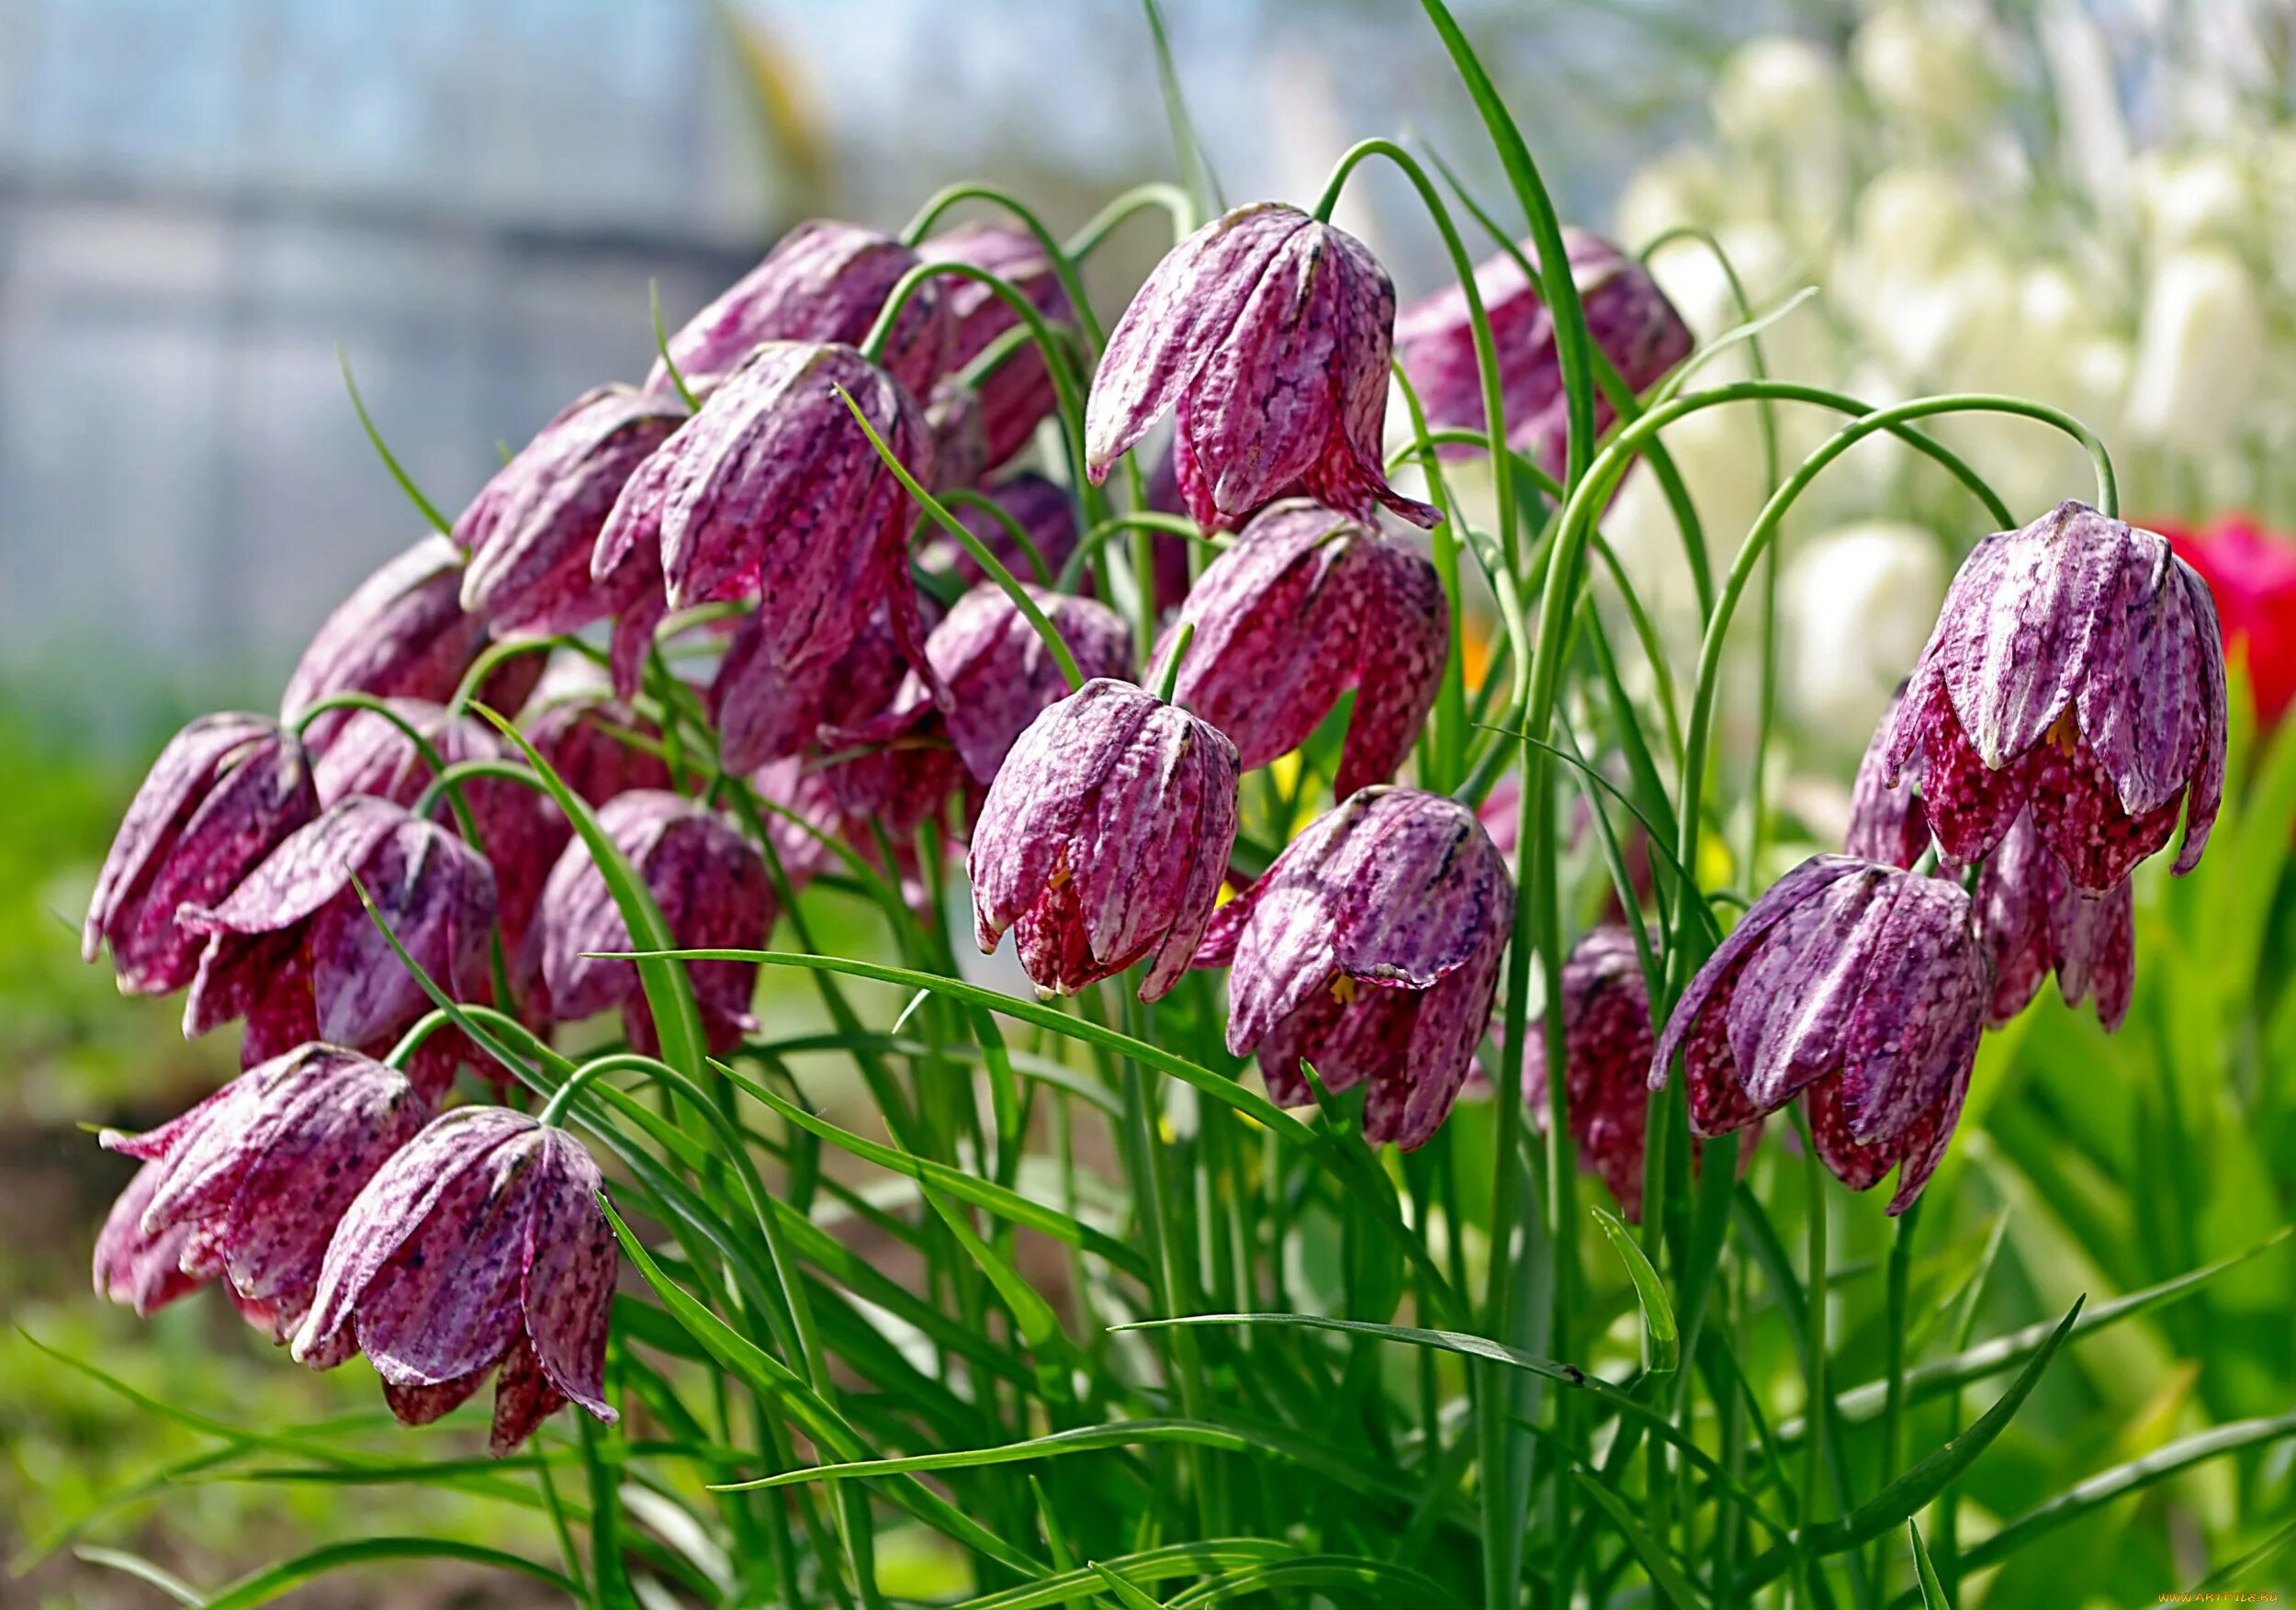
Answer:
top-left (81, 177), bottom-right (2227, 1451)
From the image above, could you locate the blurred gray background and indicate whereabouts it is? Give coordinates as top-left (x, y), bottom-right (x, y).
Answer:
top-left (0, 0), bottom-right (1791, 740)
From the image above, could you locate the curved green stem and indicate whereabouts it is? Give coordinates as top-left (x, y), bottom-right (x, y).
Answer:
top-left (897, 181), bottom-right (1108, 352)
top-left (1055, 512), bottom-right (1216, 595)
top-left (936, 489), bottom-right (1054, 586)
top-left (1064, 182), bottom-right (1196, 262)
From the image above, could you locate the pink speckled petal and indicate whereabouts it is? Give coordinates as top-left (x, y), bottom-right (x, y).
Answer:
top-left (519, 1130), bottom-right (617, 1423)
top-left (355, 1130), bottom-right (540, 1390)
top-left (2025, 725), bottom-right (2181, 892)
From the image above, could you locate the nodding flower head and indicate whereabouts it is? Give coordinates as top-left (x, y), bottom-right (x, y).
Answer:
top-left (919, 222), bottom-right (1076, 472)
top-left (179, 797), bottom-right (498, 1082)
top-left (594, 342), bottom-right (941, 764)
top-left (283, 537), bottom-right (540, 747)
top-left (294, 1106), bottom-right (618, 1456)
top-left (99, 1044), bottom-right (431, 1354)
top-left (647, 219), bottom-right (951, 401)
top-left (1397, 229), bottom-right (1690, 478)
top-left (1974, 808), bottom-right (2134, 1031)
top-left (1198, 787), bottom-right (1513, 1151)
top-left (531, 791), bottom-right (772, 1054)
top-left (455, 385), bottom-right (686, 636)
top-left (1524, 927), bottom-right (1660, 1219)
top-left (1649, 856), bottom-right (1988, 1214)
top-left (969, 678), bottom-right (1240, 1000)
top-left (1880, 501), bottom-right (2227, 891)
top-left (1167, 499), bottom-right (1447, 798)
top-left (84, 714), bottom-right (318, 996)
top-left (1086, 202), bottom-right (1439, 533)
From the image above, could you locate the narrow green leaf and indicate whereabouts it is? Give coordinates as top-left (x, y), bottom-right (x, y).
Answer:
top-left (1593, 1204), bottom-right (1679, 1375)
top-left (1570, 1474), bottom-right (1704, 1608)
top-left (197, 1538), bottom-right (579, 1610)
top-left (336, 346), bottom-right (453, 535)
top-left (1731, 1297), bottom-right (2086, 1595)
top-left (711, 1417), bottom-right (1412, 1503)
top-left (1954, 1409), bottom-right (2296, 1575)
top-left (1162, 1558), bottom-right (1473, 1610)
top-left (1908, 1522), bottom-right (1949, 1608)
top-left (948, 1544), bottom-right (1290, 1610)
top-left (918, 1180), bottom-right (1084, 1382)
top-left (73, 1546), bottom-right (208, 1606)
top-left (1090, 1560), bottom-right (1169, 1610)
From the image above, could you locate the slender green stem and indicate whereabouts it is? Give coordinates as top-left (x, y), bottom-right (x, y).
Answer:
top-left (897, 181), bottom-right (1109, 351)
top-left (1064, 182), bottom-right (1196, 261)
top-left (1153, 622), bottom-right (1196, 703)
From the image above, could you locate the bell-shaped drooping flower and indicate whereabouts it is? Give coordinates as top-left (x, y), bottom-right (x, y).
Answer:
top-left (283, 537), bottom-right (541, 747)
top-left (1086, 202), bottom-right (1439, 533)
top-left (1397, 229), bottom-right (1691, 478)
top-left (970, 678), bottom-right (1240, 999)
top-left (596, 343), bottom-right (940, 761)
top-left (1649, 856), bottom-right (1988, 1213)
top-left (311, 699), bottom-right (559, 962)
top-left (1843, 687), bottom-right (1932, 869)
top-left (647, 219), bottom-right (951, 401)
top-left (99, 1044), bottom-right (431, 1351)
top-left (455, 386), bottom-right (686, 636)
top-left (84, 714), bottom-right (320, 996)
top-left (1881, 501), bottom-right (2227, 891)
top-left (1974, 809), bottom-right (2133, 1030)
top-left (846, 583), bottom-right (1135, 790)
top-left (1169, 499), bottom-right (1447, 798)
top-left (920, 221), bottom-right (1075, 471)
top-left (95, 1159), bottom-right (205, 1317)
top-left (1523, 928), bottom-right (1658, 1219)
top-left (922, 472), bottom-right (1082, 589)
top-left (532, 791), bottom-right (772, 1053)
top-left (1199, 787), bottom-right (1512, 1149)
top-left (294, 1106), bottom-right (617, 1456)
top-left (180, 798), bottom-right (498, 1075)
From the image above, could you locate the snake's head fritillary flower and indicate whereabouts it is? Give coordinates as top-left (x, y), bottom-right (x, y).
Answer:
top-left (282, 537), bottom-right (541, 747)
top-left (1881, 501), bottom-right (2227, 891)
top-left (846, 583), bottom-right (1134, 792)
top-left (1397, 229), bottom-right (1690, 478)
top-left (84, 714), bottom-right (319, 996)
top-left (311, 700), bottom-right (559, 962)
top-left (970, 678), bottom-right (1240, 999)
top-left (180, 798), bottom-right (497, 1079)
top-left (454, 386), bottom-right (686, 636)
top-left (1974, 809), bottom-right (2133, 1030)
top-left (1521, 927), bottom-right (1662, 1218)
top-left (1168, 499), bottom-right (1447, 798)
top-left (1844, 687), bottom-right (1932, 869)
top-left (1649, 856), bottom-right (1988, 1213)
top-left (294, 1107), bottom-right (617, 1456)
top-left (1086, 202), bottom-right (1439, 533)
top-left (100, 1044), bottom-right (431, 1354)
top-left (2163, 513), bottom-right (2296, 722)
top-left (920, 221), bottom-right (1075, 471)
top-left (647, 219), bottom-right (951, 401)
top-left (596, 343), bottom-right (940, 764)
top-left (532, 791), bottom-right (771, 1054)
top-left (922, 472), bottom-right (1083, 589)
top-left (1199, 787), bottom-right (1513, 1150)
top-left (95, 1159), bottom-right (205, 1317)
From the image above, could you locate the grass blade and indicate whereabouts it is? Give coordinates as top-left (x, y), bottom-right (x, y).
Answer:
top-left (198, 1538), bottom-right (579, 1610)
top-left (1571, 1473), bottom-right (1705, 1607)
top-left (1593, 1204), bottom-right (1679, 1375)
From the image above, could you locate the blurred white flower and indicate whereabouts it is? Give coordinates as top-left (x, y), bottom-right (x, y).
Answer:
top-left (2133, 148), bottom-right (2256, 254)
top-left (1782, 520), bottom-right (1948, 751)
top-left (2123, 246), bottom-right (2267, 451)
top-left (1851, 4), bottom-right (1998, 142)
top-left (1614, 144), bottom-right (1728, 252)
top-left (1713, 39), bottom-right (1848, 235)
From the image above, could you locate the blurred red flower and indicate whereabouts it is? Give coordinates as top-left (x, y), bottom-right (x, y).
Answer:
top-left (2159, 513), bottom-right (2296, 722)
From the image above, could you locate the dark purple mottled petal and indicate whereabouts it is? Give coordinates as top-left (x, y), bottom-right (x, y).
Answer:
top-left (490, 1337), bottom-right (571, 1454)
top-left (1908, 677), bottom-right (2026, 864)
top-left (519, 1130), bottom-right (616, 1422)
top-left (94, 1160), bottom-right (206, 1316)
top-left (1845, 690), bottom-right (1931, 868)
top-left (921, 222), bottom-right (1075, 469)
top-left (2024, 723), bottom-right (2182, 892)
top-left (354, 1130), bottom-right (539, 1389)
top-left (307, 818), bottom-right (496, 1053)
top-left (2175, 559), bottom-right (2230, 874)
top-left (649, 220), bottom-right (950, 400)
top-left (282, 537), bottom-right (502, 744)
top-left (383, 1370), bottom-right (490, 1427)
top-left (1933, 503), bottom-right (2128, 768)
top-left (1339, 536), bottom-right (1448, 797)
top-left (1833, 877), bottom-right (1986, 1145)
top-left (2077, 531), bottom-right (2205, 816)
top-left (1973, 810), bottom-right (2053, 1026)
top-left (2049, 874), bottom-right (2134, 1031)
top-left (293, 1106), bottom-right (531, 1365)
top-left (1725, 865), bottom-right (1897, 1112)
